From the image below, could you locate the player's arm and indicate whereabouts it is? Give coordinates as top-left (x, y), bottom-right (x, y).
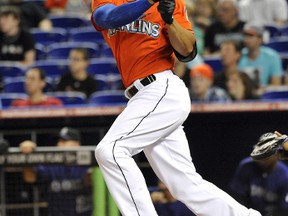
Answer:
top-left (166, 20), bottom-right (196, 62)
top-left (157, 0), bottom-right (196, 62)
top-left (19, 140), bottom-right (38, 183)
top-left (92, 0), bottom-right (155, 29)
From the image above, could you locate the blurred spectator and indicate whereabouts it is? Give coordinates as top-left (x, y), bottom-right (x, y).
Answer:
top-left (226, 71), bottom-right (259, 101)
top-left (229, 134), bottom-right (288, 216)
top-left (174, 55), bottom-right (204, 88)
top-left (19, 127), bottom-right (93, 216)
top-left (1, 0), bottom-right (52, 31)
top-left (214, 40), bottom-right (242, 90)
top-left (45, 0), bottom-right (91, 18)
top-left (176, 0), bottom-right (205, 87)
top-left (45, 0), bottom-right (67, 14)
top-left (55, 48), bottom-right (98, 98)
top-left (65, 0), bottom-right (91, 18)
top-left (193, 0), bottom-right (216, 32)
top-left (238, 23), bottom-right (283, 95)
top-left (189, 63), bottom-right (231, 102)
top-left (185, 0), bottom-right (205, 55)
top-left (151, 180), bottom-right (196, 216)
top-left (11, 67), bottom-right (63, 107)
top-left (0, 5), bottom-right (36, 66)
top-left (204, 0), bottom-right (245, 55)
top-left (238, 0), bottom-right (288, 27)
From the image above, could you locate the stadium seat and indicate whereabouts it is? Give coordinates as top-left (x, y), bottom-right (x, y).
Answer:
top-left (45, 92), bottom-right (87, 105)
top-left (46, 42), bottom-right (100, 59)
top-left (280, 25), bottom-right (288, 36)
top-left (203, 56), bottom-right (222, 73)
top-left (94, 74), bottom-right (123, 91)
top-left (89, 90), bottom-right (128, 106)
top-left (69, 27), bottom-right (105, 44)
top-left (281, 53), bottom-right (288, 72)
top-left (3, 77), bottom-right (26, 93)
top-left (88, 58), bottom-right (119, 75)
top-left (35, 43), bottom-right (47, 60)
top-left (265, 36), bottom-right (288, 54)
top-left (0, 62), bottom-right (25, 80)
top-left (261, 87), bottom-right (288, 100)
top-left (264, 25), bottom-right (281, 39)
top-left (3, 77), bottom-right (54, 93)
top-left (101, 46), bottom-right (114, 57)
top-left (31, 59), bottom-right (69, 79)
top-left (94, 75), bottom-right (110, 91)
top-left (0, 93), bottom-right (28, 108)
top-left (31, 27), bottom-right (68, 46)
top-left (49, 15), bottom-right (87, 28)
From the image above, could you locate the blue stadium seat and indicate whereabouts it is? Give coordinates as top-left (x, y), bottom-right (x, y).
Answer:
top-left (45, 92), bottom-right (87, 105)
top-left (281, 53), bottom-right (288, 72)
top-left (264, 25), bottom-right (281, 39)
top-left (89, 90), bottom-right (128, 106)
top-left (94, 75), bottom-right (110, 91)
top-left (261, 87), bottom-right (288, 100)
top-left (94, 74), bottom-right (123, 91)
top-left (35, 43), bottom-right (47, 60)
top-left (29, 59), bottom-right (69, 87)
top-left (0, 62), bottom-right (25, 80)
top-left (280, 25), bottom-right (288, 36)
top-left (3, 77), bottom-right (54, 93)
top-left (203, 56), bottom-right (222, 73)
top-left (49, 15), bottom-right (87, 28)
top-left (31, 59), bottom-right (69, 78)
top-left (0, 93), bottom-right (28, 108)
top-left (265, 36), bottom-right (288, 54)
top-left (101, 46), bottom-right (114, 57)
top-left (31, 27), bottom-right (68, 46)
top-left (3, 77), bottom-right (26, 93)
top-left (69, 27), bottom-right (105, 44)
top-left (46, 42), bottom-right (100, 59)
top-left (88, 58), bottom-right (119, 75)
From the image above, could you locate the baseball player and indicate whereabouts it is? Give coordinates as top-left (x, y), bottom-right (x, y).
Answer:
top-left (230, 135), bottom-right (288, 215)
top-left (91, 0), bottom-right (262, 215)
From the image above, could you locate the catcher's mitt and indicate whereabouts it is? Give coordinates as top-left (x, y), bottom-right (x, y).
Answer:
top-left (250, 132), bottom-right (288, 160)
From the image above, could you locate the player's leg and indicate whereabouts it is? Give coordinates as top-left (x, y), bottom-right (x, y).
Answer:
top-left (144, 125), bottom-right (261, 216)
top-left (94, 71), bottom-right (188, 216)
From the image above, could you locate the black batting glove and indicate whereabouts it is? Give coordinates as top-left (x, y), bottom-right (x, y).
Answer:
top-left (157, 0), bottom-right (175, 24)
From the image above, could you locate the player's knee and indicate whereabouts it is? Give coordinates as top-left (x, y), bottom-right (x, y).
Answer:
top-left (95, 143), bottom-right (114, 165)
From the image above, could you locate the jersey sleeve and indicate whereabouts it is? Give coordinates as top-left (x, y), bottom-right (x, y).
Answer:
top-left (173, 0), bottom-right (193, 31)
top-left (91, 0), bottom-right (113, 31)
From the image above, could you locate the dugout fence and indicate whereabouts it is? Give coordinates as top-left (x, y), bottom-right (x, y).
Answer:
top-left (0, 147), bottom-right (119, 216)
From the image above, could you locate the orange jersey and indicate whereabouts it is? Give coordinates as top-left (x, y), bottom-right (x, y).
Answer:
top-left (91, 0), bottom-right (193, 87)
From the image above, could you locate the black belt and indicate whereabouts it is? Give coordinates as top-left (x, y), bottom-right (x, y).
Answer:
top-left (127, 74), bottom-right (156, 98)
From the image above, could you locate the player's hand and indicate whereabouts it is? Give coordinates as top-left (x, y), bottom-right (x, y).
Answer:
top-left (19, 140), bottom-right (37, 154)
top-left (157, 0), bottom-right (175, 24)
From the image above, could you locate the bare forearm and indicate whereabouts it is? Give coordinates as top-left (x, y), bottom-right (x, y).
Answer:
top-left (166, 19), bottom-right (195, 56)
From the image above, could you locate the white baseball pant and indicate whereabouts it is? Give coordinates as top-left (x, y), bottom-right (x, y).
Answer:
top-left (95, 70), bottom-right (262, 216)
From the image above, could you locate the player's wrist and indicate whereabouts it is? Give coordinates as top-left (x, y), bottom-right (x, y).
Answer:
top-left (165, 17), bottom-right (174, 25)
